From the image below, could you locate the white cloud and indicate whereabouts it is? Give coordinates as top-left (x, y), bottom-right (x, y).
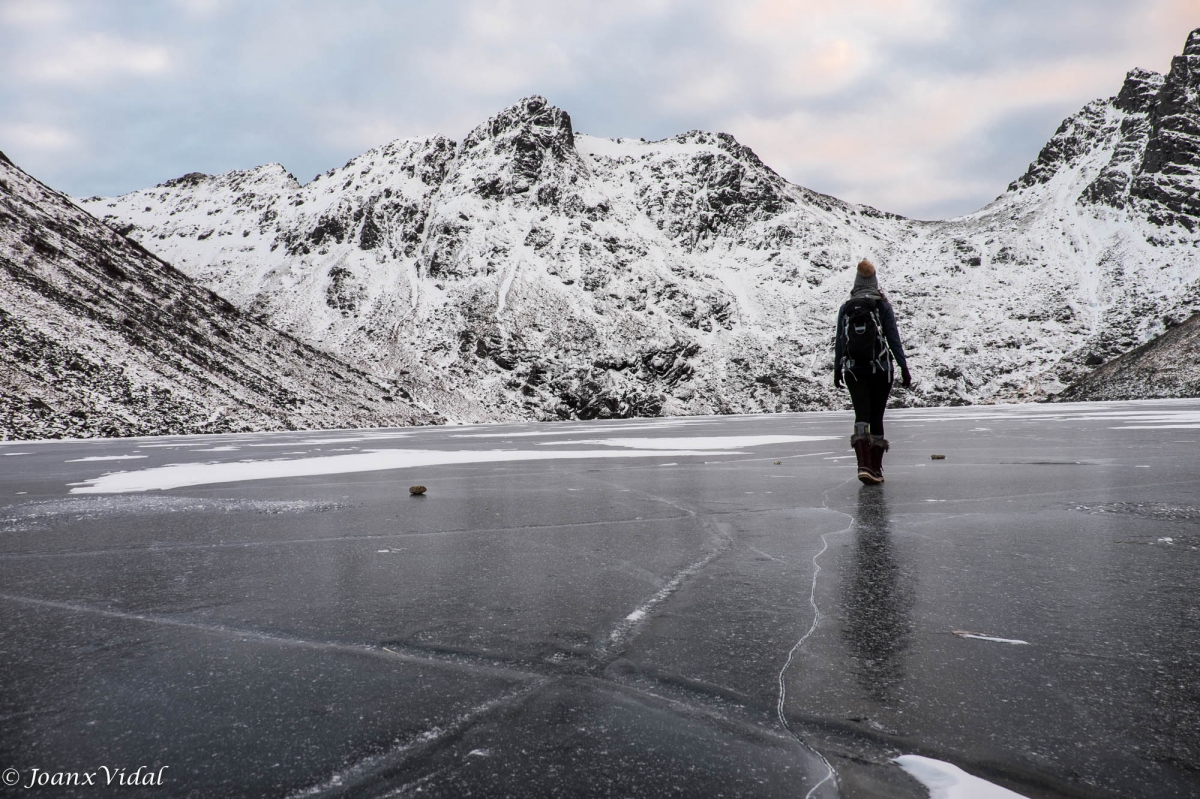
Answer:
top-left (171, 0), bottom-right (233, 18)
top-left (21, 33), bottom-right (171, 84)
top-left (0, 0), bottom-right (70, 25)
top-left (715, 0), bottom-right (952, 98)
top-left (0, 122), bottom-right (81, 155)
top-left (727, 52), bottom-right (1134, 216)
top-left (416, 0), bottom-right (682, 96)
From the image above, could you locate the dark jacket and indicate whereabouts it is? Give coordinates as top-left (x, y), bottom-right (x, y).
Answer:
top-left (834, 298), bottom-right (908, 379)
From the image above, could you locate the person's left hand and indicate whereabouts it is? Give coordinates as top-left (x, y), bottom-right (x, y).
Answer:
top-left (901, 366), bottom-right (912, 388)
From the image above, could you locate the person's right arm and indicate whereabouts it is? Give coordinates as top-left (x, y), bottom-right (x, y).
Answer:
top-left (833, 304), bottom-right (845, 388)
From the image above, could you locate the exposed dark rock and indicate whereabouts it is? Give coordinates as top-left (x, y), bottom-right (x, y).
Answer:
top-left (1114, 67), bottom-right (1165, 114)
top-left (460, 95), bottom-right (581, 203)
top-left (1130, 31), bottom-right (1200, 228)
top-left (161, 171), bottom-right (210, 189)
top-left (1010, 100), bottom-right (1114, 191)
top-left (359, 204), bottom-right (383, 250)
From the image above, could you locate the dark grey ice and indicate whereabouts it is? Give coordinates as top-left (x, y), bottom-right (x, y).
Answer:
top-left (1, 400), bottom-right (1197, 798)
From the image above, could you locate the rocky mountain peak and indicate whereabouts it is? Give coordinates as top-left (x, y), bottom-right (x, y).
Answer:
top-left (1012, 28), bottom-right (1200, 229)
top-left (1132, 28), bottom-right (1200, 228)
top-left (160, 171), bottom-right (211, 189)
top-left (1114, 67), bottom-right (1166, 114)
top-left (464, 95), bottom-right (574, 150)
top-left (458, 95), bottom-right (582, 202)
top-left (1184, 27), bottom-right (1200, 57)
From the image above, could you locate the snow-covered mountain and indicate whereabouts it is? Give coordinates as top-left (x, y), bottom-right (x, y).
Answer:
top-left (0, 150), bottom-right (440, 440)
top-left (81, 29), bottom-right (1200, 421)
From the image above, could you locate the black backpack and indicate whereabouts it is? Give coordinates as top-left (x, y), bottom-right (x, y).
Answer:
top-left (841, 298), bottom-right (888, 373)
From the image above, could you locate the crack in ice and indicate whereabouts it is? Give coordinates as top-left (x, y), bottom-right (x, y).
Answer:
top-left (775, 478), bottom-right (859, 798)
top-left (285, 679), bottom-right (548, 799)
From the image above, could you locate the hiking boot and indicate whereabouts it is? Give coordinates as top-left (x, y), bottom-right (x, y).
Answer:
top-left (851, 430), bottom-right (875, 484)
top-left (869, 437), bottom-right (889, 483)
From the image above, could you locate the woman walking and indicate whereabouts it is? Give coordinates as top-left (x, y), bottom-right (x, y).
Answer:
top-left (834, 259), bottom-right (911, 484)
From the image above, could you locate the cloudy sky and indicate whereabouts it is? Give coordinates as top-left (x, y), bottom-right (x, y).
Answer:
top-left (0, 0), bottom-right (1194, 219)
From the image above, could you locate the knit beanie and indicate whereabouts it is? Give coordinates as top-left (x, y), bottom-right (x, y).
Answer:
top-left (850, 259), bottom-right (881, 300)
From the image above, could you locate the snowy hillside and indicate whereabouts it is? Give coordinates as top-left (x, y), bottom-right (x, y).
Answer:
top-left (0, 151), bottom-right (441, 440)
top-left (1056, 312), bottom-right (1200, 401)
top-left (80, 29), bottom-right (1200, 421)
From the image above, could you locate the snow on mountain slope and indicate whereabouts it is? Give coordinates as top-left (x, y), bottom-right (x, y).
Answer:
top-left (80, 29), bottom-right (1200, 421)
top-left (0, 150), bottom-right (441, 440)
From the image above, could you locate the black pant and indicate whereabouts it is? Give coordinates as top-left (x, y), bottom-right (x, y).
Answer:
top-left (846, 369), bottom-right (892, 437)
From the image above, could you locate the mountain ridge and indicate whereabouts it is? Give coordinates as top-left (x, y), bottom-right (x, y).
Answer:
top-left (0, 149), bottom-right (441, 440)
top-left (69, 28), bottom-right (1200, 422)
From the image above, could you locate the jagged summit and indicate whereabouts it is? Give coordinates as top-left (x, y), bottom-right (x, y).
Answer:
top-left (1134, 28), bottom-right (1200, 226)
top-left (1114, 68), bottom-right (1165, 113)
top-left (1185, 27), bottom-right (1200, 56)
top-left (465, 95), bottom-right (576, 151)
top-left (455, 95), bottom-right (585, 208)
top-left (1011, 27), bottom-right (1200, 231)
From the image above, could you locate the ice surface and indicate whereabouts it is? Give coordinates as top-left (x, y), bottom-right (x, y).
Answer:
top-left (894, 755), bottom-right (1030, 799)
top-left (4, 400), bottom-right (1199, 796)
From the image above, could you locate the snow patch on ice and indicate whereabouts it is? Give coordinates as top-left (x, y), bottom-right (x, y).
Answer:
top-left (894, 755), bottom-right (1030, 798)
top-left (1, 496), bottom-right (343, 532)
top-left (1113, 424), bottom-right (1200, 429)
top-left (452, 420), bottom-right (705, 438)
top-left (65, 455), bottom-right (149, 462)
top-left (69, 447), bottom-right (737, 494)
top-left (246, 434), bottom-right (415, 447)
top-left (952, 631), bottom-right (1030, 645)
top-left (540, 435), bottom-right (834, 450)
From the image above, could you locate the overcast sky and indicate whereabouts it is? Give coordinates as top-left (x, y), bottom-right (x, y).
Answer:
top-left (0, 1), bottom-right (1194, 219)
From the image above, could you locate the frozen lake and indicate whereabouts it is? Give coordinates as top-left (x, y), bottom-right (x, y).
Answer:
top-left (1, 400), bottom-right (1198, 797)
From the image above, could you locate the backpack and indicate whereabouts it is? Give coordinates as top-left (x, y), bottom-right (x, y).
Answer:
top-left (841, 298), bottom-right (889, 374)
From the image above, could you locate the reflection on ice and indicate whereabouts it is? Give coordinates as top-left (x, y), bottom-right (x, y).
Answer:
top-left (842, 488), bottom-right (915, 702)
